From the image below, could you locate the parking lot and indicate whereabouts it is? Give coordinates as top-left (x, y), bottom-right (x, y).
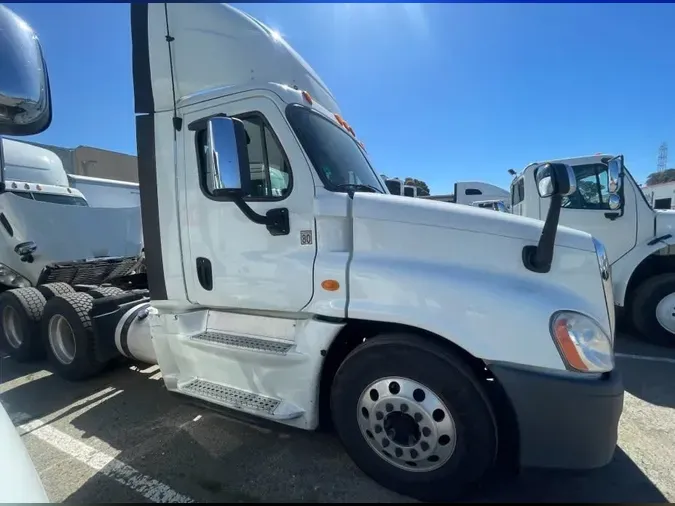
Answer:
top-left (1, 333), bottom-right (674, 504)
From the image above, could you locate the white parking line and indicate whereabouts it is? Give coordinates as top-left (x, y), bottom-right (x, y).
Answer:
top-left (15, 414), bottom-right (193, 503)
top-left (615, 352), bottom-right (675, 365)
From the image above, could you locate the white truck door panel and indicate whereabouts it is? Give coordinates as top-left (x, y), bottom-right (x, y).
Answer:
top-left (539, 161), bottom-right (638, 263)
top-left (180, 95), bottom-right (317, 312)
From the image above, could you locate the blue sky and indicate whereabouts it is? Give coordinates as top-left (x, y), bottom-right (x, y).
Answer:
top-left (9, 2), bottom-right (675, 193)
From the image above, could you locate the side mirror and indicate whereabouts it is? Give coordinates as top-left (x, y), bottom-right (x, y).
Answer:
top-left (0, 6), bottom-right (52, 136)
top-left (194, 116), bottom-right (251, 197)
top-left (524, 162), bottom-right (577, 274)
top-left (535, 163), bottom-right (576, 198)
top-left (608, 193), bottom-right (622, 211)
top-left (607, 155), bottom-right (623, 193)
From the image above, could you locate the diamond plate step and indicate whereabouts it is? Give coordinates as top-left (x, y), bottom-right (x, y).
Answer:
top-left (190, 331), bottom-right (293, 355)
top-left (180, 379), bottom-right (280, 414)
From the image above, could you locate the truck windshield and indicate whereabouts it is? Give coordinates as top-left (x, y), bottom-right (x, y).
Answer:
top-left (286, 105), bottom-right (385, 194)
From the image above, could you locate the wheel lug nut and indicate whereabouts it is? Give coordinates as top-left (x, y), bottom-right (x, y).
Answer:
top-left (420, 441), bottom-right (429, 451)
top-left (385, 403), bottom-right (394, 412)
top-left (376, 411), bottom-right (384, 421)
top-left (400, 403), bottom-right (408, 413)
top-left (422, 427), bottom-right (431, 437)
top-left (414, 413), bottom-right (423, 422)
top-left (410, 449), bottom-right (418, 459)
top-left (374, 425), bottom-right (382, 434)
top-left (382, 438), bottom-right (390, 448)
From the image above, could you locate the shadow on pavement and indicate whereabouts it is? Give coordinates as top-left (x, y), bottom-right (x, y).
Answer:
top-left (473, 448), bottom-right (666, 503)
top-left (616, 333), bottom-right (675, 409)
top-left (0, 353), bottom-right (668, 503)
top-left (0, 355), bottom-right (47, 386)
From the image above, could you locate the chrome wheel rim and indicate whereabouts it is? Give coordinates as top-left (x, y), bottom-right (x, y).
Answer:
top-left (48, 314), bottom-right (76, 365)
top-left (2, 306), bottom-right (22, 349)
top-left (655, 293), bottom-right (675, 335)
top-left (357, 376), bottom-right (457, 472)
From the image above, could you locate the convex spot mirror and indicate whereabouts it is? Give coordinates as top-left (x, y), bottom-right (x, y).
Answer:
top-left (607, 155), bottom-right (623, 194)
top-left (608, 193), bottom-right (622, 211)
top-left (534, 162), bottom-right (576, 198)
top-left (191, 115), bottom-right (252, 197)
top-left (0, 5), bottom-right (52, 136)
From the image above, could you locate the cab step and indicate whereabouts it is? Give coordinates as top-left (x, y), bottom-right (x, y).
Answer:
top-left (189, 331), bottom-right (293, 355)
top-left (178, 378), bottom-right (304, 420)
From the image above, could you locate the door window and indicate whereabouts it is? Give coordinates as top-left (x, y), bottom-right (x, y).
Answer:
top-left (562, 163), bottom-right (611, 210)
top-left (197, 113), bottom-right (292, 200)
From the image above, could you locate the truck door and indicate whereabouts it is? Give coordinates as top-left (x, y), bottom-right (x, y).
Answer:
top-left (540, 161), bottom-right (638, 263)
top-left (180, 96), bottom-right (317, 312)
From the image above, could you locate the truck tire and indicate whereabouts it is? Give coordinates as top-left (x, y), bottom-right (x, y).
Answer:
top-left (41, 292), bottom-right (104, 381)
top-left (631, 273), bottom-right (675, 347)
top-left (37, 282), bottom-right (75, 300)
top-left (330, 334), bottom-right (497, 502)
top-left (87, 286), bottom-right (124, 299)
top-left (0, 288), bottom-right (47, 362)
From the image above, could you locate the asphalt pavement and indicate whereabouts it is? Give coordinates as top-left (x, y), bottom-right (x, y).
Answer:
top-left (1, 333), bottom-right (674, 503)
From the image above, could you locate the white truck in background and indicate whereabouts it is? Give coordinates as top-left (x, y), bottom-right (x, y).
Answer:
top-left (4, 138), bottom-right (88, 207)
top-left (67, 174), bottom-right (140, 208)
top-left (508, 154), bottom-right (675, 347)
top-left (0, 137), bottom-right (142, 292)
top-left (381, 176), bottom-right (419, 197)
top-left (0, 3), bottom-right (623, 502)
top-left (454, 181), bottom-right (510, 207)
top-left (470, 199), bottom-right (508, 212)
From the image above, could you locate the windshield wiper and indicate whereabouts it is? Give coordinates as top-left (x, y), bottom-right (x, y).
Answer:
top-left (335, 183), bottom-right (383, 195)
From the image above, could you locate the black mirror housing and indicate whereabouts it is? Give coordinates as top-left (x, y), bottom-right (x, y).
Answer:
top-left (535, 163), bottom-right (576, 198)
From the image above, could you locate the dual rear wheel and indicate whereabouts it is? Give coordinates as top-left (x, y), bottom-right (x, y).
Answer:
top-left (0, 285), bottom-right (123, 379)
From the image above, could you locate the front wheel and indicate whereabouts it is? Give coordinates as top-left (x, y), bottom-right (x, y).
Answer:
top-left (631, 273), bottom-right (675, 347)
top-left (330, 334), bottom-right (497, 502)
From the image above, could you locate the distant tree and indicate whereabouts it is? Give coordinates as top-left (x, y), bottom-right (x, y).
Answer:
top-left (404, 177), bottom-right (430, 196)
top-left (646, 168), bottom-right (675, 186)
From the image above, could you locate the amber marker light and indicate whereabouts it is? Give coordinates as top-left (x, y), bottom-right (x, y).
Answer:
top-left (321, 279), bottom-right (340, 291)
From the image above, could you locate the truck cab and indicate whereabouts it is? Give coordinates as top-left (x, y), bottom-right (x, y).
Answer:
top-left (0, 3), bottom-right (624, 502)
top-left (511, 154), bottom-right (675, 346)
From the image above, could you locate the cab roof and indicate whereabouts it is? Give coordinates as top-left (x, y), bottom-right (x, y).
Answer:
top-left (131, 3), bottom-right (341, 116)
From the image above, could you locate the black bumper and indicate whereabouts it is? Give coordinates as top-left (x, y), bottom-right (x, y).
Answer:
top-left (489, 363), bottom-right (624, 470)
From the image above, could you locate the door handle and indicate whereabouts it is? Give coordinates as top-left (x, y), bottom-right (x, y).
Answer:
top-left (196, 257), bottom-right (213, 291)
top-left (604, 212), bottom-right (620, 221)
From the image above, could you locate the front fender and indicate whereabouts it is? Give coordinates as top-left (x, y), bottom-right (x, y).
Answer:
top-left (612, 236), bottom-right (675, 306)
top-left (347, 252), bottom-right (609, 372)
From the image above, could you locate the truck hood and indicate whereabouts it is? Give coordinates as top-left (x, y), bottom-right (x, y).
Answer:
top-left (655, 209), bottom-right (675, 237)
top-left (0, 402), bottom-right (49, 502)
top-left (0, 193), bottom-right (142, 285)
top-left (352, 193), bottom-right (595, 252)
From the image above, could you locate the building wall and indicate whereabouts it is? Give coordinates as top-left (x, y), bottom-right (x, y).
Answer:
top-left (73, 146), bottom-right (138, 183)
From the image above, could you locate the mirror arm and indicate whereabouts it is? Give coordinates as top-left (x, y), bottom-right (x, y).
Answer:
top-left (522, 193), bottom-right (562, 274)
top-left (230, 195), bottom-right (290, 236)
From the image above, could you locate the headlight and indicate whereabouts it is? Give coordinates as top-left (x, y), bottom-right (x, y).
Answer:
top-left (593, 237), bottom-right (610, 281)
top-left (550, 311), bottom-right (614, 373)
top-left (0, 264), bottom-right (31, 288)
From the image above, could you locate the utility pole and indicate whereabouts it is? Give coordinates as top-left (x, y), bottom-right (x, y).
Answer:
top-left (658, 142), bottom-right (668, 172)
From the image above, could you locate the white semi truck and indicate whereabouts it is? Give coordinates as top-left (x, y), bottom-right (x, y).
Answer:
top-left (0, 3), bottom-right (623, 502)
top-left (0, 136), bottom-right (143, 293)
top-left (67, 174), bottom-right (141, 208)
top-left (509, 154), bottom-right (675, 347)
top-left (382, 176), bottom-right (419, 197)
